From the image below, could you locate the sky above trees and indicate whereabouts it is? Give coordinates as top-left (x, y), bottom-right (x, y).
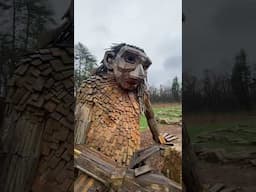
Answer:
top-left (74, 0), bottom-right (182, 87)
top-left (183, 0), bottom-right (256, 77)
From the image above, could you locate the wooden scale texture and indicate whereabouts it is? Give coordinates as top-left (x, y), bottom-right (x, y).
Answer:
top-left (76, 74), bottom-right (141, 167)
top-left (0, 47), bottom-right (74, 192)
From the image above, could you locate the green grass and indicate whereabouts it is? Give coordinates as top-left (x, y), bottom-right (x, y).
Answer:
top-left (186, 112), bottom-right (256, 152)
top-left (140, 115), bottom-right (148, 131)
top-left (140, 104), bottom-right (182, 131)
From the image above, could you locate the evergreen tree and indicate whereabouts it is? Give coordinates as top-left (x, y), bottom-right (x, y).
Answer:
top-left (171, 76), bottom-right (180, 102)
top-left (231, 49), bottom-right (251, 109)
top-left (202, 70), bottom-right (213, 109)
top-left (0, 0), bottom-right (56, 96)
top-left (16, 0), bottom-right (56, 49)
top-left (74, 42), bottom-right (97, 91)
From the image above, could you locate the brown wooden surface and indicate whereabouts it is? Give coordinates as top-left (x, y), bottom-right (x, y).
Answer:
top-left (76, 74), bottom-right (141, 166)
top-left (74, 174), bottom-right (107, 192)
top-left (75, 145), bottom-right (182, 192)
top-left (75, 144), bottom-right (125, 186)
top-left (144, 92), bottom-right (161, 143)
top-left (182, 125), bottom-right (202, 192)
top-left (0, 47), bottom-right (74, 192)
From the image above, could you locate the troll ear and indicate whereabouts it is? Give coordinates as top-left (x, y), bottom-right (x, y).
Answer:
top-left (103, 51), bottom-right (115, 70)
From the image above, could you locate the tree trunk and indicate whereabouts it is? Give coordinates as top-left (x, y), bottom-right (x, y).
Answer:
top-left (25, 2), bottom-right (30, 49)
top-left (12, 0), bottom-right (16, 54)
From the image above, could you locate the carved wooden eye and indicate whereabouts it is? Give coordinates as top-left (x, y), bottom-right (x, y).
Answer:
top-left (124, 54), bottom-right (137, 64)
top-left (141, 59), bottom-right (151, 70)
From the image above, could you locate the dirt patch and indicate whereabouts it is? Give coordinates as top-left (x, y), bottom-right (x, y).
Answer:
top-left (186, 112), bottom-right (256, 191)
top-left (198, 160), bottom-right (256, 192)
top-left (140, 124), bottom-right (182, 152)
top-left (152, 102), bottom-right (181, 108)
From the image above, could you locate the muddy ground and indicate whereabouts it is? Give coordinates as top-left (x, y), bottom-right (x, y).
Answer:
top-left (141, 124), bottom-right (182, 152)
top-left (198, 160), bottom-right (256, 192)
top-left (186, 112), bottom-right (256, 192)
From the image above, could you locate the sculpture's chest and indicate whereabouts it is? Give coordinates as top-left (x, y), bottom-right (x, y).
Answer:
top-left (93, 84), bottom-right (140, 124)
top-left (85, 83), bottom-right (141, 165)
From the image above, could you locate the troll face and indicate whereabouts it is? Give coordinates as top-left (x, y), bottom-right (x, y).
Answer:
top-left (104, 44), bottom-right (152, 90)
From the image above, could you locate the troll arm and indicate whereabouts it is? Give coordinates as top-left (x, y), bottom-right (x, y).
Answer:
top-left (75, 102), bottom-right (93, 144)
top-left (144, 92), bottom-right (176, 144)
top-left (144, 91), bottom-right (161, 143)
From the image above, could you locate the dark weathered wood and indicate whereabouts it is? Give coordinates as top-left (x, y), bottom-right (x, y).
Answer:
top-left (182, 125), bottom-right (202, 192)
top-left (144, 92), bottom-right (161, 143)
top-left (75, 145), bottom-right (125, 186)
top-left (134, 172), bottom-right (182, 192)
top-left (0, 46), bottom-right (74, 192)
top-left (134, 165), bottom-right (152, 176)
top-left (209, 183), bottom-right (225, 192)
top-left (220, 187), bottom-right (237, 192)
top-left (129, 145), bottom-right (163, 168)
top-left (75, 144), bottom-right (182, 192)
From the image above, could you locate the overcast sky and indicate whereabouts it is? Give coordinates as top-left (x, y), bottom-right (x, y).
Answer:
top-left (74, 0), bottom-right (182, 87)
top-left (183, 0), bottom-right (256, 77)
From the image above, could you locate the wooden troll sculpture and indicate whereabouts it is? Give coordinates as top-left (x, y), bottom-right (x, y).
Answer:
top-left (75, 43), bottom-right (181, 191)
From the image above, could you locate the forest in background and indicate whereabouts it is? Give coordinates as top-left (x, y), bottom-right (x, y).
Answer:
top-left (183, 49), bottom-right (256, 112)
top-left (0, 0), bottom-right (56, 98)
top-left (0, 1), bottom-right (56, 125)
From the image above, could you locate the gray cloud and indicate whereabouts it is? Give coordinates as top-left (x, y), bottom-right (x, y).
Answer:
top-left (214, 0), bottom-right (256, 34)
top-left (75, 0), bottom-right (181, 86)
top-left (164, 56), bottom-right (182, 70)
top-left (183, 0), bottom-right (256, 77)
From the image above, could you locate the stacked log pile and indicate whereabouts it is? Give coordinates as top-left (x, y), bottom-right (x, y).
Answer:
top-left (0, 47), bottom-right (74, 192)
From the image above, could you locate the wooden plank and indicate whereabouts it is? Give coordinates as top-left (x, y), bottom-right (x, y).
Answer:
top-left (134, 165), bottom-right (152, 177)
top-left (209, 183), bottom-right (225, 192)
top-left (220, 187), bottom-right (237, 192)
top-left (135, 173), bottom-right (182, 192)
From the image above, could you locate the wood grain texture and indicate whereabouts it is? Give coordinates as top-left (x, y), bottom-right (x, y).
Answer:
top-left (74, 145), bottom-right (182, 192)
top-left (0, 47), bottom-right (74, 192)
top-left (75, 74), bottom-right (141, 166)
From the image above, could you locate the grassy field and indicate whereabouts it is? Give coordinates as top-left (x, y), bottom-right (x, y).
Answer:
top-left (140, 103), bottom-right (182, 131)
top-left (185, 112), bottom-right (256, 152)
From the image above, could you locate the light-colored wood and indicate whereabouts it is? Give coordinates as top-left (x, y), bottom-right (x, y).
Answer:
top-left (75, 103), bottom-right (93, 144)
top-left (75, 145), bottom-right (182, 192)
top-left (76, 74), bottom-right (141, 166)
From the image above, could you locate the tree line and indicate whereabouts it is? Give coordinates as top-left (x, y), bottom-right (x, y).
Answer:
top-left (183, 49), bottom-right (256, 112)
top-left (74, 42), bottom-right (98, 92)
top-left (149, 77), bottom-right (181, 103)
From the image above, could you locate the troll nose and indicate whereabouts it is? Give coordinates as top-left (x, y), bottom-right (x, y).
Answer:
top-left (129, 64), bottom-right (145, 80)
